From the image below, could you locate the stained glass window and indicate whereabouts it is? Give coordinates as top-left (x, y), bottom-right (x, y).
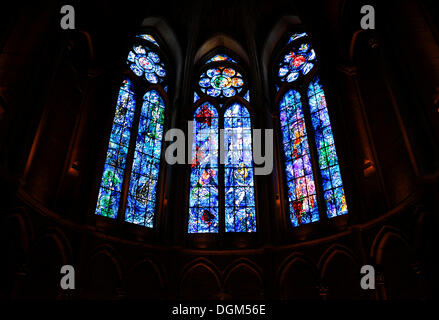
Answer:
top-left (308, 77), bottom-right (348, 218)
top-left (278, 39), bottom-right (316, 83)
top-left (189, 52), bottom-right (256, 233)
top-left (127, 43), bottom-right (167, 84)
top-left (199, 66), bottom-right (244, 99)
top-left (279, 90), bottom-right (319, 226)
top-left (125, 90), bottom-right (165, 227)
top-left (188, 102), bottom-right (219, 233)
top-left (95, 33), bottom-right (167, 228)
top-left (224, 103), bottom-right (256, 232)
top-left (276, 33), bottom-right (348, 227)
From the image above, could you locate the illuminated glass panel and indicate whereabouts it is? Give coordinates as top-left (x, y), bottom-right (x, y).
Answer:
top-left (127, 43), bottom-right (167, 84)
top-left (278, 37), bottom-right (317, 83)
top-left (188, 102), bottom-right (219, 233)
top-left (137, 34), bottom-right (159, 47)
top-left (288, 32), bottom-right (307, 44)
top-left (308, 77), bottom-right (348, 218)
top-left (95, 79), bottom-right (136, 219)
top-left (224, 103), bottom-right (256, 232)
top-left (199, 66), bottom-right (244, 99)
top-left (206, 54), bottom-right (237, 64)
top-left (244, 91), bottom-right (250, 102)
top-left (125, 91), bottom-right (165, 227)
top-left (279, 90), bottom-right (319, 226)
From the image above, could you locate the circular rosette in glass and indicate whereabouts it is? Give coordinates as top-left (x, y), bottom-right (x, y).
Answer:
top-left (278, 41), bottom-right (317, 83)
top-left (127, 43), bottom-right (167, 84)
top-left (198, 66), bottom-right (245, 99)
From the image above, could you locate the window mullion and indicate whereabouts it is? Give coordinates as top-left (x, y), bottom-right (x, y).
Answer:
top-left (117, 88), bottom-right (144, 223)
top-left (218, 110), bottom-right (225, 237)
top-left (300, 90), bottom-right (328, 222)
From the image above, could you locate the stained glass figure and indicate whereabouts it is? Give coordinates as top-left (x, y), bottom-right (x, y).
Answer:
top-left (199, 66), bottom-right (244, 99)
top-left (224, 103), bottom-right (256, 232)
top-left (307, 77), bottom-right (348, 218)
top-left (95, 79), bottom-right (136, 219)
top-left (279, 90), bottom-right (319, 226)
top-left (125, 90), bottom-right (165, 227)
top-left (188, 102), bottom-right (219, 233)
top-left (127, 43), bottom-right (167, 84)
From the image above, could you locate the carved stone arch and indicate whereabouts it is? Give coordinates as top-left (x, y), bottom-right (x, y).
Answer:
top-left (318, 243), bottom-right (357, 277)
top-left (318, 244), bottom-right (365, 300)
top-left (124, 256), bottom-right (167, 299)
top-left (0, 207), bottom-right (34, 298)
top-left (3, 206), bottom-right (35, 256)
top-left (179, 257), bottom-right (221, 300)
top-left (348, 29), bottom-right (375, 65)
top-left (223, 258), bottom-right (264, 300)
top-left (194, 33), bottom-right (250, 67)
top-left (370, 225), bottom-right (408, 264)
top-left (88, 244), bottom-right (125, 280)
top-left (140, 16), bottom-right (183, 97)
top-left (34, 227), bottom-right (72, 264)
top-left (78, 31), bottom-right (94, 63)
top-left (20, 230), bottom-right (69, 299)
top-left (82, 244), bottom-right (125, 299)
top-left (371, 225), bottom-right (425, 299)
top-left (261, 15), bottom-right (302, 98)
top-left (277, 252), bottom-right (320, 300)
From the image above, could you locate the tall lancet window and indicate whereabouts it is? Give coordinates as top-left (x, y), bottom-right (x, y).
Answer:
top-left (275, 32), bottom-right (348, 228)
top-left (188, 53), bottom-right (256, 233)
top-left (95, 33), bottom-right (169, 228)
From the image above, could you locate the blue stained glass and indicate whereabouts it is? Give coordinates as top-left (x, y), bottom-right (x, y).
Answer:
top-left (137, 34), bottom-right (159, 47)
top-left (244, 91), bottom-right (250, 102)
top-left (278, 33), bottom-right (317, 83)
top-left (96, 79), bottom-right (136, 219)
top-left (127, 43), bottom-right (167, 84)
top-left (279, 90), bottom-right (319, 227)
top-left (188, 102), bottom-right (219, 233)
top-left (194, 92), bottom-right (200, 103)
top-left (224, 103), bottom-right (256, 232)
top-left (199, 66), bottom-right (244, 99)
top-left (307, 77), bottom-right (348, 218)
top-left (125, 90), bottom-right (165, 227)
top-left (206, 54), bottom-right (237, 64)
top-left (288, 32), bottom-right (307, 44)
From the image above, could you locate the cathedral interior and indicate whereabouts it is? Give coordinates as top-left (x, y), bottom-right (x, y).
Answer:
top-left (1, 0), bottom-right (439, 300)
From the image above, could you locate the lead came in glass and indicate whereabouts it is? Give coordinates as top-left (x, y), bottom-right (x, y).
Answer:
top-left (224, 103), bottom-right (256, 232)
top-left (125, 90), bottom-right (165, 227)
top-left (95, 33), bottom-right (168, 229)
top-left (279, 90), bottom-right (319, 226)
top-left (188, 103), bottom-right (219, 233)
top-left (277, 33), bottom-right (348, 227)
top-left (308, 77), bottom-right (348, 218)
top-left (95, 79), bottom-right (136, 219)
